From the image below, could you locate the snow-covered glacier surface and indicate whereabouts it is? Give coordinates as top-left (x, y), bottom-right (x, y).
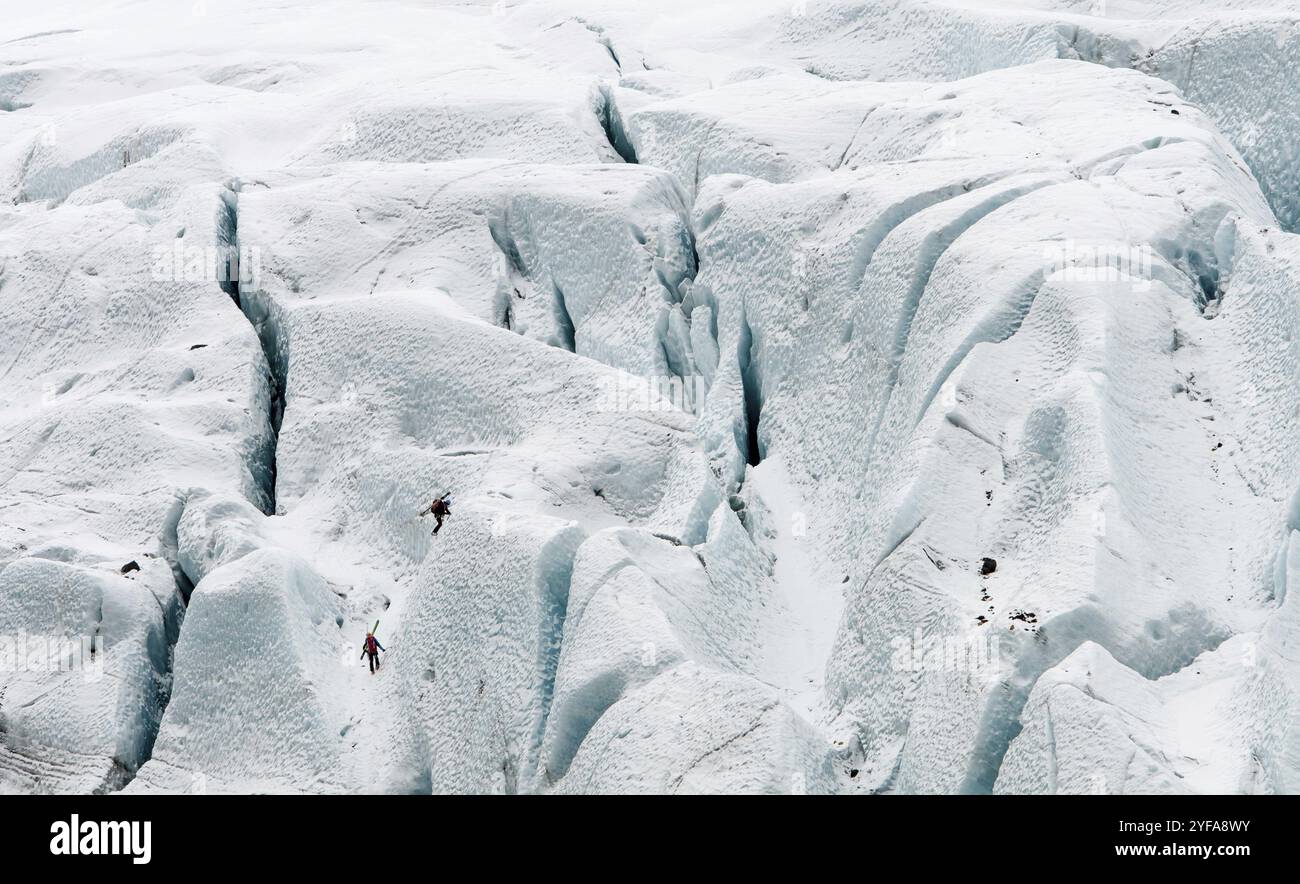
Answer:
top-left (1, 0), bottom-right (1298, 795)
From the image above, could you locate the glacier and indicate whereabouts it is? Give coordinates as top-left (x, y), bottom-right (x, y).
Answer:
top-left (0, 0), bottom-right (1298, 795)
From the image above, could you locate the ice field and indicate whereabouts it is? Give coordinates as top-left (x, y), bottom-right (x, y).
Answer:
top-left (2, 0), bottom-right (1300, 794)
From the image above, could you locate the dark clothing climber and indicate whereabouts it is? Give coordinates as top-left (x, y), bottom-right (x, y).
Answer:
top-left (361, 632), bottom-right (385, 674)
top-left (421, 495), bottom-right (451, 536)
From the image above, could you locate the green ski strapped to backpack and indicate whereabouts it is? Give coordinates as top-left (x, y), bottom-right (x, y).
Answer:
top-left (360, 620), bottom-right (380, 653)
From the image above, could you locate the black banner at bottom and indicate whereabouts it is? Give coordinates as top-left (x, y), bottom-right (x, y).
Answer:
top-left (0, 794), bottom-right (1280, 870)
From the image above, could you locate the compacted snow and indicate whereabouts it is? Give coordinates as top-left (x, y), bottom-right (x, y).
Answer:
top-left (1, 0), bottom-right (1299, 794)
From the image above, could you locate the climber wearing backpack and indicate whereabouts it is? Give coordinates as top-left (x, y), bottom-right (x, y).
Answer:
top-left (360, 630), bottom-right (385, 674)
top-left (420, 494), bottom-right (452, 536)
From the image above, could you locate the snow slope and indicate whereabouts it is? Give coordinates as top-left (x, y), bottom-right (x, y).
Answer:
top-left (1, 0), bottom-right (1298, 795)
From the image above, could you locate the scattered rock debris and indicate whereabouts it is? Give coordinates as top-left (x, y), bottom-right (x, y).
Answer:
top-left (1008, 608), bottom-right (1040, 635)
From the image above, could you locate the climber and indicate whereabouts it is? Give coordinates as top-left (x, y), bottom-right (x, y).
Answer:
top-left (360, 630), bottom-right (385, 674)
top-left (420, 494), bottom-right (452, 536)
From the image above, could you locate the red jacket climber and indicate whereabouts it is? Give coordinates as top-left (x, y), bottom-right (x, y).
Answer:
top-left (360, 631), bottom-right (385, 674)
